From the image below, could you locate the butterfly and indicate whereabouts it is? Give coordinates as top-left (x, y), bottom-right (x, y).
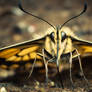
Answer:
top-left (0, 0), bottom-right (92, 88)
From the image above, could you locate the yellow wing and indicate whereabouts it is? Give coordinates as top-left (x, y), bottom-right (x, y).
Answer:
top-left (0, 37), bottom-right (45, 72)
top-left (72, 37), bottom-right (92, 57)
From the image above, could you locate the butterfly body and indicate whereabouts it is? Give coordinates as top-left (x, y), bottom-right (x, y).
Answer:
top-left (0, 26), bottom-right (92, 79)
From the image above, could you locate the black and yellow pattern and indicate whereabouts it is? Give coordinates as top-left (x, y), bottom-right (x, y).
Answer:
top-left (0, 27), bottom-right (92, 79)
top-left (0, 0), bottom-right (92, 80)
top-left (0, 37), bottom-right (45, 71)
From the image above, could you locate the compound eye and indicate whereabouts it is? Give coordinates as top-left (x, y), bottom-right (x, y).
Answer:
top-left (61, 31), bottom-right (67, 41)
top-left (50, 32), bottom-right (55, 42)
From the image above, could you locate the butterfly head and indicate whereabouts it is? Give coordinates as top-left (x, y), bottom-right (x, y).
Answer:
top-left (18, 0), bottom-right (87, 71)
top-left (46, 27), bottom-right (75, 66)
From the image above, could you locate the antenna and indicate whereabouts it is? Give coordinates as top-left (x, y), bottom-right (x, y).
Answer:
top-left (60, 2), bottom-right (87, 29)
top-left (18, 0), bottom-right (56, 30)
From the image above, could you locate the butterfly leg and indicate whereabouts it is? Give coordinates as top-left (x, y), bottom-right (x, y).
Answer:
top-left (75, 49), bottom-right (90, 91)
top-left (27, 56), bottom-right (36, 79)
top-left (69, 52), bottom-right (75, 89)
top-left (42, 49), bottom-right (49, 86)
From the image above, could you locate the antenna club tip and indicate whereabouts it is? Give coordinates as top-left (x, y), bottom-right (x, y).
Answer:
top-left (18, 0), bottom-right (22, 9)
top-left (18, 0), bottom-right (24, 12)
top-left (84, 2), bottom-right (87, 12)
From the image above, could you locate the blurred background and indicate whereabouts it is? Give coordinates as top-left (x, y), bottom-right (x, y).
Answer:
top-left (0, 0), bottom-right (92, 48)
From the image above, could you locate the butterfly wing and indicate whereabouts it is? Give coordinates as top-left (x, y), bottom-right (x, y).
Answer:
top-left (71, 37), bottom-right (92, 57)
top-left (0, 37), bottom-right (45, 76)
